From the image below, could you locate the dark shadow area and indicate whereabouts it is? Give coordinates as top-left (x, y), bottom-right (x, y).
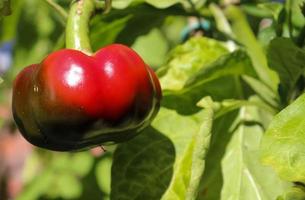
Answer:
top-left (110, 126), bottom-right (175, 200)
top-left (198, 111), bottom-right (238, 200)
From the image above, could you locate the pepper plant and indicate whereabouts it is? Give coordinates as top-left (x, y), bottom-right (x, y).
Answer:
top-left (0, 0), bottom-right (305, 199)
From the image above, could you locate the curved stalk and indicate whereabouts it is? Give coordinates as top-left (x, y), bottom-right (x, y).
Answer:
top-left (66, 0), bottom-right (95, 54)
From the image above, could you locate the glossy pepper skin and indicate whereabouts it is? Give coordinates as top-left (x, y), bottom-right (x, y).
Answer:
top-left (12, 44), bottom-right (162, 151)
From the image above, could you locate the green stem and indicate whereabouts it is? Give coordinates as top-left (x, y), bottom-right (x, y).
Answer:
top-left (287, 0), bottom-right (293, 39)
top-left (66, 0), bottom-right (95, 53)
top-left (44, 0), bottom-right (68, 20)
top-left (95, 0), bottom-right (112, 13)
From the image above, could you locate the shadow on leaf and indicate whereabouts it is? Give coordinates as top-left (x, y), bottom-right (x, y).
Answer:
top-left (111, 126), bottom-right (175, 200)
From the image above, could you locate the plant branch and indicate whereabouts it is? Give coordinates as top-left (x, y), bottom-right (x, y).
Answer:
top-left (44, 0), bottom-right (68, 20)
top-left (287, 0), bottom-right (293, 39)
top-left (95, 0), bottom-right (112, 13)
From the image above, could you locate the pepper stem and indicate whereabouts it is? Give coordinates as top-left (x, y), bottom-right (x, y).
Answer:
top-left (66, 0), bottom-right (95, 54)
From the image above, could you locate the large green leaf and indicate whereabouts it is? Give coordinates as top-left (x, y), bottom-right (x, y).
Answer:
top-left (261, 93), bottom-right (305, 183)
top-left (162, 98), bottom-right (213, 200)
top-left (267, 38), bottom-right (305, 104)
top-left (111, 104), bottom-right (213, 200)
top-left (198, 102), bottom-right (288, 200)
top-left (159, 37), bottom-right (228, 91)
top-left (110, 126), bottom-right (176, 200)
top-left (162, 49), bottom-right (257, 115)
top-left (184, 50), bottom-right (256, 90)
top-left (220, 106), bottom-right (289, 200)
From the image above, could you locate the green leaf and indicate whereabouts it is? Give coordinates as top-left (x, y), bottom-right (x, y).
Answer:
top-left (161, 100), bottom-right (213, 200)
top-left (90, 15), bottom-right (132, 49)
top-left (221, 106), bottom-right (289, 200)
top-left (0, 77), bottom-right (3, 84)
top-left (111, 126), bottom-right (176, 200)
top-left (277, 186), bottom-right (305, 200)
top-left (132, 28), bottom-right (168, 68)
top-left (111, 106), bottom-right (213, 200)
top-left (226, 6), bottom-right (279, 91)
top-left (159, 37), bottom-right (228, 91)
top-left (289, 0), bottom-right (305, 28)
top-left (197, 111), bottom-right (239, 200)
top-left (184, 50), bottom-right (256, 90)
top-left (242, 75), bottom-right (279, 109)
top-left (267, 38), bottom-right (305, 104)
top-left (258, 2), bottom-right (284, 20)
top-left (162, 50), bottom-right (257, 115)
top-left (261, 93), bottom-right (305, 183)
top-left (200, 98), bottom-right (277, 119)
top-left (91, 4), bottom-right (181, 49)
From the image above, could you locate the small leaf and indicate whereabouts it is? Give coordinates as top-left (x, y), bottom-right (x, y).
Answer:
top-left (258, 2), bottom-right (284, 20)
top-left (267, 38), bottom-right (305, 104)
top-left (261, 93), bottom-right (305, 183)
top-left (290, 0), bottom-right (305, 28)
